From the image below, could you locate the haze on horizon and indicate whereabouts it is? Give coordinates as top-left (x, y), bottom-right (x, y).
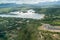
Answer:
top-left (0, 0), bottom-right (59, 4)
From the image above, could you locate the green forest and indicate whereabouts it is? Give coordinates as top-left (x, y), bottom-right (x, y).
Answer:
top-left (0, 7), bottom-right (60, 40)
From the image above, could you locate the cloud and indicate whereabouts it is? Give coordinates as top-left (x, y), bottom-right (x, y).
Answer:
top-left (0, 0), bottom-right (59, 4)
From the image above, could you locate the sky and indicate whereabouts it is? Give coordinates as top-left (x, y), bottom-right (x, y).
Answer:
top-left (0, 0), bottom-right (59, 4)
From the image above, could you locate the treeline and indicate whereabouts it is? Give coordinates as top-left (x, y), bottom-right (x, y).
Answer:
top-left (0, 7), bottom-right (31, 14)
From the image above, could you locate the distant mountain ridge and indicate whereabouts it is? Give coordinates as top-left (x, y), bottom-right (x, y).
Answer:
top-left (0, 1), bottom-right (60, 8)
top-left (0, 3), bottom-right (22, 8)
top-left (33, 1), bottom-right (60, 8)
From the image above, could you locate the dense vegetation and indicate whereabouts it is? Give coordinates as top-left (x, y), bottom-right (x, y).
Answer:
top-left (0, 17), bottom-right (41, 40)
top-left (0, 7), bottom-right (60, 40)
top-left (34, 8), bottom-right (60, 25)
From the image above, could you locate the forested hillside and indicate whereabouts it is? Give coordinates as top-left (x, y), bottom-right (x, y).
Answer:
top-left (0, 7), bottom-right (60, 40)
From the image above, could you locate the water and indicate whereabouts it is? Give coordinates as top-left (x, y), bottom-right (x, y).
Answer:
top-left (0, 13), bottom-right (44, 19)
top-left (0, 10), bottom-right (45, 19)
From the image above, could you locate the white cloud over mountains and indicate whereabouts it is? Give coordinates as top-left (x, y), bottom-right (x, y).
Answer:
top-left (0, 0), bottom-right (59, 4)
